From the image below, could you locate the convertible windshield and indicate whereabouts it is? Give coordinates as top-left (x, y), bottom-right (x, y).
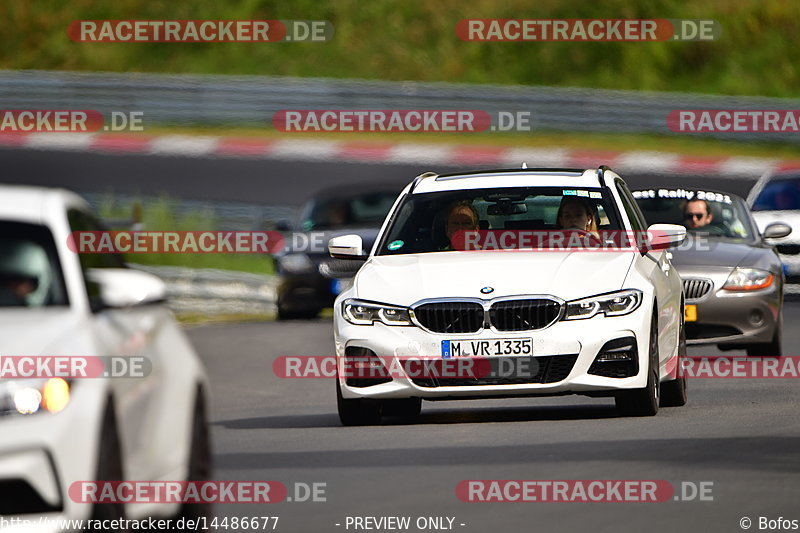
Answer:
top-left (633, 189), bottom-right (756, 241)
top-left (377, 186), bottom-right (622, 255)
top-left (301, 191), bottom-right (398, 231)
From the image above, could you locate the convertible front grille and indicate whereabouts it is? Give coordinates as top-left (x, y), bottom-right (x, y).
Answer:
top-left (413, 302), bottom-right (484, 333)
top-left (412, 298), bottom-right (563, 333)
top-left (683, 278), bottom-right (713, 301)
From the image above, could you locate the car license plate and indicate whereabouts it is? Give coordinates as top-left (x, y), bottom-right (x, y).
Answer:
top-left (684, 304), bottom-right (697, 322)
top-left (442, 338), bottom-right (533, 358)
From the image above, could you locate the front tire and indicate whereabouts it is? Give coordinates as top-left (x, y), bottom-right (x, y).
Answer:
top-left (87, 402), bottom-right (126, 530)
top-left (277, 300), bottom-right (320, 321)
top-left (336, 379), bottom-right (381, 426)
top-left (381, 398), bottom-right (422, 420)
top-left (661, 305), bottom-right (688, 407)
top-left (616, 312), bottom-right (660, 417)
top-left (177, 391), bottom-right (213, 522)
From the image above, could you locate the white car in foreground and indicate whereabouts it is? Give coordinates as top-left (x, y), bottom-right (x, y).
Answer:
top-left (0, 186), bottom-right (210, 531)
top-left (331, 167), bottom-right (687, 425)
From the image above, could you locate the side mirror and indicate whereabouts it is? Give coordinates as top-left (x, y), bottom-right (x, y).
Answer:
top-left (87, 268), bottom-right (166, 309)
top-left (329, 234), bottom-right (366, 260)
top-left (646, 223), bottom-right (687, 251)
top-left (763, 222), bottom-right (792, 240)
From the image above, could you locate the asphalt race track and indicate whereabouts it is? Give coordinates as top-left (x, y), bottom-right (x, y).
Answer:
top-left (188, 306), bottom-right (800, 533)
top-left (4, 146), bottom-right (797, 531)
top-left (0, 147), bottom-right (758, 205)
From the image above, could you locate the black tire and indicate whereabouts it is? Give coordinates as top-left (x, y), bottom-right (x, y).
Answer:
top-left (177, 391), bottom-right (213, 523)
top-left (88, 402), bottom-right (126, 530)
top-left (336, 379), bottom-right (381, 426)
top-left (381, 398), bottom-right (422, 420)
top-left (277, 301), bottom-right (320, 321)
top-left (616, 311), bottom-right (660, 417)
top-left (746, 312), bottom-right (783, 357)
top-left (661, 305), bottom-right (688, 407)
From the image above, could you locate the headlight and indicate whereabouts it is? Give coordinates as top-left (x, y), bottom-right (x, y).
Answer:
top-left (0, 378), bottom-right (71, 416)
top-left (564, 290), bottom-right (643, 320)
top-left (723, 268), bottom-right (774, 291)
top-left (279, 253), bottom-right (314, 274)
top-left (342, 299), bottom-right (412, 326)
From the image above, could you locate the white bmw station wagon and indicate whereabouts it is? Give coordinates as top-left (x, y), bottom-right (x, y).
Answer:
top-left (330, 167), bottom-right (688, 425)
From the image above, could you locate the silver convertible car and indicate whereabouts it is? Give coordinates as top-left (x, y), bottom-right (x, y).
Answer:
top-left (633, 188), bottom-right (790, 356)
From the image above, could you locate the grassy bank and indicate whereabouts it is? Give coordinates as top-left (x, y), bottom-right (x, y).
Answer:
top-left (96, 194), bottom-right (276, 274)
top-left (4, 0), bottom-right (799, 97)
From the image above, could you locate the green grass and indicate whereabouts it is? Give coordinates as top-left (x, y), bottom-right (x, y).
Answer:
top-left (95, 193), bottom-right (276, 275)
top-left (3, 0), bottom-right (800, 97)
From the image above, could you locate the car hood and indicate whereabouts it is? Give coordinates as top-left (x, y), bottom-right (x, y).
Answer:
top-left (669, 238), bottom-right (761, 270)
top-left (0, 308), bottom-right (85, 354)
top-left (354, 251), bottom-right (636, 306)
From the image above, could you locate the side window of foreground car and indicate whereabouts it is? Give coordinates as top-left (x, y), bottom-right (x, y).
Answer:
top-left (615, 182), bottom-right (647, 232)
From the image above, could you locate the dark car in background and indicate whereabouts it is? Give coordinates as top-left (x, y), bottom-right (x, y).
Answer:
top-left (274, 184), bottom-right (402, 319)
top-left (633, 188), bottom-right (790, 355)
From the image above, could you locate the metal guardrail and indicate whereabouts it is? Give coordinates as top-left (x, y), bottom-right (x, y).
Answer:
top-left (81, 191), bottom-right (297, 231)
top-left (131, 264), bottom-right (277, 315)
top-left (2, 70), bottom-right (800, 142)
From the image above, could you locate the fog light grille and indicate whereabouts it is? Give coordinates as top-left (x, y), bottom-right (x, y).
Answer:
top-left (588, 337), bottom-right (638, 378)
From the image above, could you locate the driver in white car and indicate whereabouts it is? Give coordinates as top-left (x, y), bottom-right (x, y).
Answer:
top-left (556, 196), bottom-right (600, 238)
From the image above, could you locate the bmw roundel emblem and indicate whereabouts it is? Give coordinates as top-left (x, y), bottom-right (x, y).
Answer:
top-left (480, 286), bottom-right (494, 294)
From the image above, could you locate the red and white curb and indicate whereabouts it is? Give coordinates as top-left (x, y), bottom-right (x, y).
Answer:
top-left (2, 132), bottom-right (799, 178)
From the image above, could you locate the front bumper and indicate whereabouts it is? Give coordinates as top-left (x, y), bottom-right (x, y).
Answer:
top-left (0, 380), bottom-right (106, 530)
top-left (334, 305), bottom-right (654, 400)
top-left (681, 273), bottom-right (781, 346)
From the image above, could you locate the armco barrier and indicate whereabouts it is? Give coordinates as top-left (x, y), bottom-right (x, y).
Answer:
top-left (2, 70), bottom-right (800, 142)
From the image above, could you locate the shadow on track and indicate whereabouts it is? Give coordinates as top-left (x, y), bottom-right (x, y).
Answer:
top-left (212, 435), bottom-right (800, 473)
top-left (213, 403), bottom-right (621, 430)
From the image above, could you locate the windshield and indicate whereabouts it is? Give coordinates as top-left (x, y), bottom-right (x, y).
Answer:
top-left (752, 177), bottom-right (800, 211)
top-left (300, 191), bottom-right (398, 231)
top-left (633, 189), bottom-right (756, 241)
top-left (377, 186), bottom-right (622, 255)
top-left (0, 221), bottom-right (69, 307)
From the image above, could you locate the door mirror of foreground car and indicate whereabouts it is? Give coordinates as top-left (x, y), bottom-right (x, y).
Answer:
top-left (646, 223), bottom-right (687, 251)
top-left (329, 234), bottom-right (367, 260)
top-left (763, 222), bottom-right (792, 240)
top-left (87, 268), bottom-right (167, 310)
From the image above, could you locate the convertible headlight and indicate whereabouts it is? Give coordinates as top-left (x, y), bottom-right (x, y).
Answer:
top-left (564, 290), bottom-right (643, 320)
top-left (0, 378), bottom-right (71, 416)
top-left (723, 268), bottom-right (774, 291)
top-left (343, 299), bottom-right (412, 326)
top-left (279, 253), bottom-right (315, 274)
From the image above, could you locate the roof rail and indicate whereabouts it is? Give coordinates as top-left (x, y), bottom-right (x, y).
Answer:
top-left (436, 168), bottom-right (584, 180)
top-left (409, 171), bottom-right (438, 193)
top-left (597, 165), bottom-right (612, 187)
